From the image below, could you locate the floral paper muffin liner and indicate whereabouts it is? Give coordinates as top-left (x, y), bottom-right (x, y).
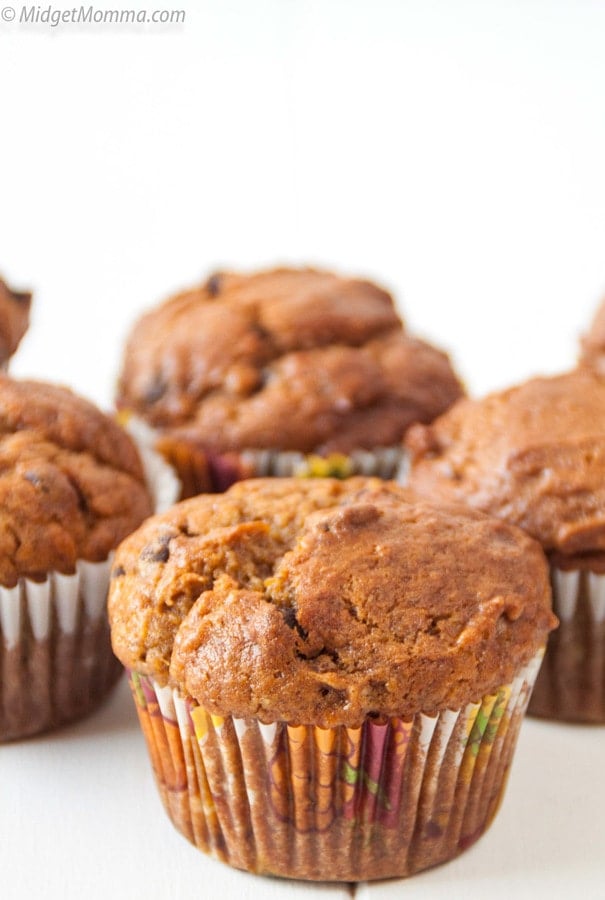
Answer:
top-left (127, 649), bottom-right (543, 881)
top-left (151, 426), bottom-right (407, 497)
top-left (529, 567), bottom-right (605, 723)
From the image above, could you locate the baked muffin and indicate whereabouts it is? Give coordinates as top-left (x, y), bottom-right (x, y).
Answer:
top-left (0, 374), bottom-right (154, 741)
top-left (116, 267), bottom-right (464, 496)
top-left (109, 477), bottom-right (554, 881)
top-left (406, 368), bottom-right (605, 723)
top-left (0, 276), bottom-right (31, 369)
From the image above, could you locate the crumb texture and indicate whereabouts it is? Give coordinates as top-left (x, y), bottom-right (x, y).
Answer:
top-left (109, 477), bottom-right (554, 726)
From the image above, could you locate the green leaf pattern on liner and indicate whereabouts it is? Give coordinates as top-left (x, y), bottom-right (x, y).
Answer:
top-left (341, 760), bottom-right (392, 811)
top-left (295, 453), bottom-right (354, 479)
top-left (465, 688), bottom-right (508, 757)
top-left (131, 671), bottom-right (147, 709)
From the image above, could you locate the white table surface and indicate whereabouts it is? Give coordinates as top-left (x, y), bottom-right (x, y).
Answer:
top-left (2, 1), bottom-right (605, 897)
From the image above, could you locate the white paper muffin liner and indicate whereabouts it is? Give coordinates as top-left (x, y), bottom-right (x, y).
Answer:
top-left (128, 650), bottom-right (543, 881)
top-left (529, 566), bottom-right (605, 723)
top-left (0, 558), bottom-right (121, 741)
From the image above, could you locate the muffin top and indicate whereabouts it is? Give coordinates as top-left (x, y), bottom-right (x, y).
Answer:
top-left (0, 375), bottom-right (153, 586)
top-left (406, 369), bottom-right (605, 568)
top-left (580, 298), bottom-right (605, 374)
top-left (109, 477), bottom-right (553, 726)
top-left (116, 268), bottom-right (464, 453)
top-left (0, 277), bottom-right (31, 366)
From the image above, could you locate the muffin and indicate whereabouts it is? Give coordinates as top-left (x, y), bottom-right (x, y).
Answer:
top-left (108, 477), bottom-right (554, 881)
top-left (116, 267), bottom-right (464, 496)
top-left (0, 374), bottom-right (154, 741)
top-left (405, 368), bottom-right (605, 723)
top-left (0, 276), bottom-right (31, 369)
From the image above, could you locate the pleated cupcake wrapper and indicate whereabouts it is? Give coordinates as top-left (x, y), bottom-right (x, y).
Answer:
top-left (128, 651), bottom-right (542, 882)
top-left (529, 566), bottom-right (605, 723)
top-left (240, 446), bottom-right (407, 482)
top-left (165, 439), bottom-right (407, 498)
top-left (0, 558), bottom-right (120, 741)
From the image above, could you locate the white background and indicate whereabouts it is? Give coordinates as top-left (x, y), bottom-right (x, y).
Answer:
top-left (1, 1), bottom-right (604, 898)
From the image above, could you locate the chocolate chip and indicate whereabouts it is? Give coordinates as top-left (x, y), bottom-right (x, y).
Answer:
top-left (281, 606), bottom-right (297, 629)
top-left (205, 273), bottom-right (223, 297)
top-left (143, 376), bottom-right (167, 405)
top-left (141, 545), bottom-right (170, 563)
top-left (281, 606), bottom-right (308, 641)
top-left (140, 532), bottom-right (172, 563)
top-left (258, 367), bottom-right (272, 389)
top-left (112, 565), bottom-right (126, 579)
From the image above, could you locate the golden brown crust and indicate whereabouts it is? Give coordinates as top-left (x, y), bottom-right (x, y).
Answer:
top-left (0, 375), bottom-right (153, 586)
top-left (109, 477), bottom-right (554, 726)
top-left (116, 268), bottom-right (464, 453)
top-left (406, 369), bottom-right (605, 562)
top-left (0, 277), bottom-right (31, 365)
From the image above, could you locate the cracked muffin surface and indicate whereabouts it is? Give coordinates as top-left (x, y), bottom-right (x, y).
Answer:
top-left (0, 277), bottom-right (31, 366)
top-left (109, 477), bottom-right (554, 727)
top-left (0, 375), bottom-right (153, 586)
top-left (116, 268), bottom-right (464, 454)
